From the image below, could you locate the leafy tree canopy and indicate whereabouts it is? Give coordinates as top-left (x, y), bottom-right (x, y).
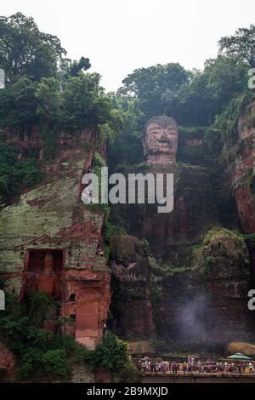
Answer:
top-left (118, 63), bottom-right (188, 120)
top-left (218, 24), bottom-right (255, 66)
top-left (0, 12), bottom-right (66, 83)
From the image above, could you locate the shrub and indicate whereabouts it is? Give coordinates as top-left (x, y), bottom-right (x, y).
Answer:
top-left (19, 348), bottom-right (45, 380)
top-left (117, 360), bottom-right (140, 383)
top-left (26, 291), bottom-right (56, 328)
top-left (92, 333), bottom-right (128, 372)
top-left (104, 221), bottom-right (127, 243)
top-left (42, 349), bottom-right (70, 379)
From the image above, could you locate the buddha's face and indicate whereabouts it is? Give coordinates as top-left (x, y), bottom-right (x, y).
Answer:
top-left (146, 122), bottom-right (177, 149)
top-left (144, 119), bottom-right (178, 164)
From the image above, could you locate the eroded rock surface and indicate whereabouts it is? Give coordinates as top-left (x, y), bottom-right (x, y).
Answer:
top-left (109, 235), bottom-right (155, 338)
top-left (0, 132), bottom-right (111, 349)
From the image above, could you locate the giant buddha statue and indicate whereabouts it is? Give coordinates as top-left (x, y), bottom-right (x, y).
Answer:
top-left (143, 115), bottom-right (178, 165)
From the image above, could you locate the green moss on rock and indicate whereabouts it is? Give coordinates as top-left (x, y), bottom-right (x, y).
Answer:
top-left (192, 227), bottom-right (249, 278)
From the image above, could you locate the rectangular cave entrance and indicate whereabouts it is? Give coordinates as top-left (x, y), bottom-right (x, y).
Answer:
top-left (24, 249), bottom-right (64, 301)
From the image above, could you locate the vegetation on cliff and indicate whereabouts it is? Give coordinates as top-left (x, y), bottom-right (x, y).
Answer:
top-left (0, 13), bottom-right (122, 204)
top-left (0, 290), bottom-right (138, 382)
top-left (192, 227), bottom-right (250, 277)
top-left (0, 142), bottom-right (41, 204)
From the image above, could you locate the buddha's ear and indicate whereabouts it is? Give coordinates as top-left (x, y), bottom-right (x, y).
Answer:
top-left (142, 134), bottom-right (146, 147)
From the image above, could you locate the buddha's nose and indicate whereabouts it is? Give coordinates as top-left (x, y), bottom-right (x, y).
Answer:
top-left (160, 131), bottom-right (169, 142)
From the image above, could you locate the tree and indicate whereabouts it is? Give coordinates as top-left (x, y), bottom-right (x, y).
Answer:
top-left (0, 77), bottom-right (39, 134)
top-left (218, 25), bottom-right (255, 66)
top-left (0, 142), bottom-right (41, 204)
top-left (69, 57), bottom-right (91, 76)
top-left (59, 57), bottom-right (91, 84)
top-left (108, 97), bottom-right (144, 169)
top-left (35, 77), bottom-right (62, 131)
top-left (119, 63), bottom-right (188, 120)
top-left (92, 333), bottom-right (128, 372)
top-left (61, 73), bottom-right (118, 132)
top-left (171, 56), bottom-right (248, 126)
top-left (117, 55), bottom-right (248, 128)
top-left (0, 12), bottom-right (66, 83)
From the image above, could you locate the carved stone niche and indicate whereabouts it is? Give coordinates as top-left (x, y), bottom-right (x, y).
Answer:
top-left (21, 249), bottom-right (63, 333)
top-left (22, 249), bottom-right (63, 301)
top-left (62, 278), bottom-right (110, 350)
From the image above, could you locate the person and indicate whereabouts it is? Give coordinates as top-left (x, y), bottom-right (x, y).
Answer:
top-left (183, 362), bottom-right (187, 374)
top-left (172, 361), bottom-right (178, 374)
top-left (224, 362), bottom-right (228, 373)
top-left (248, 362), bottom-right (253, 374)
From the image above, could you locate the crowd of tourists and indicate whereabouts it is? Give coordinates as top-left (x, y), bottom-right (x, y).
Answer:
top-left (137, 356), bottom-right (255, 375)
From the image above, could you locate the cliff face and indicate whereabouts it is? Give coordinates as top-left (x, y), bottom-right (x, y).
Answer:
top-left (0, 130), bottom-right (110, 350)
top-left (230, 101), bottom-right (255, 233)
top-left (224, 100), bottom-right (255, 280)
top-left (1, 103), bottom-right (255, 353)
top-left (109, 235), bottom-right (155, 338)
top-left (109, 113), bottom-right (255, 349)
top-left (113, 163), bottom-right (219, 260)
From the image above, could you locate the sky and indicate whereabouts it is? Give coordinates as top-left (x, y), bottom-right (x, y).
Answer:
top-left (1, 0), bottom-right (255, 91)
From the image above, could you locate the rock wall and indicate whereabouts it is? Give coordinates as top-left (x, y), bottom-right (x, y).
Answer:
top-left (109, 235), bottom-right (155, 338)
top-left (151, 228), bottom-right (254, 346)
top-left (0, 131), bottom-right (111, 349)
top-left (230, 101), bottom-right (255, 233)
top-left (109, 115), bottom-right (255, 349)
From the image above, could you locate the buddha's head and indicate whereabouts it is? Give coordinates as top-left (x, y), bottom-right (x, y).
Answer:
top-left (143, 116), bottom-right (178, 165)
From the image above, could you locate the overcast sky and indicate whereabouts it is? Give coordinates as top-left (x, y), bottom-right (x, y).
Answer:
top-left (1, 0), bottom-right (255, 91)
